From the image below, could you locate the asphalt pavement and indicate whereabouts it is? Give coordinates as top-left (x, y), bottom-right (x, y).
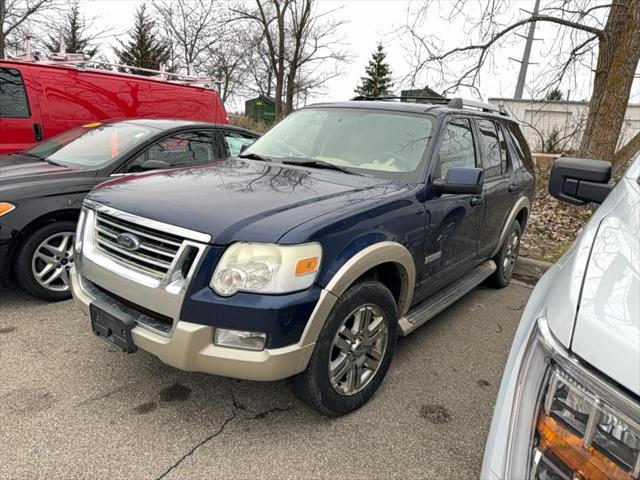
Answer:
top-left (0, 282), bottom-right (532, 480)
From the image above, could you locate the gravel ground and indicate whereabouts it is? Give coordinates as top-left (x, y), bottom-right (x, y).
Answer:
top-left (0, 282), bottom-right (532, 480)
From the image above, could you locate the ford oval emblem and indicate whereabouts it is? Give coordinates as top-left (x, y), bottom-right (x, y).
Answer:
top-left (116, 232), bottom-right (141, 251)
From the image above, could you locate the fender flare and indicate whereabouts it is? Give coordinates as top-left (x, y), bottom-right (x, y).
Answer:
top-left (491, 196), bottom-right (531, 258)
top-left (297, 241), bottom-right (415, 349)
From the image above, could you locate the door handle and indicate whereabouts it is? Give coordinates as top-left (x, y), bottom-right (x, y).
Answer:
top-left (470, 196), bottom-right (484, 207)
top-left (33, 123), bottom-right (43, 141)
top-left (508, 183), bottom-right (517, 193)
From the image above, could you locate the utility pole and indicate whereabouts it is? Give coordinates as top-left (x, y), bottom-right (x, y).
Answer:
top-left (513, 0), bottom-right (541, 99)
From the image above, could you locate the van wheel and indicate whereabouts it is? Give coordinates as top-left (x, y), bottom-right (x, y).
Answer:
top-left (489, 220), bottom-right (522, 288)
top-left (14, 221), bottom-right (76, 301)
top-left (289, 280), bottom-right (398, 416)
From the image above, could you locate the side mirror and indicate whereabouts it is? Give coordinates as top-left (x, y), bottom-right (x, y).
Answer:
top-left (433, 167), bottom-right (484, 195)
top-left (239, 143), bottom-right (251, 154)
top-left (549, 157), bottom-right (613, 205)
top-left (140, 159), bottom-right (170, 171)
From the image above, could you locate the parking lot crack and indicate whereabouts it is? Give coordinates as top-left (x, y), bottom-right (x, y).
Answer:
top-left (152, 393), bottom-right (290, 480)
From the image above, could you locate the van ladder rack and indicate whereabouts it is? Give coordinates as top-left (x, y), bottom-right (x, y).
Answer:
top-left (6, 52), bottom-right (215, 88)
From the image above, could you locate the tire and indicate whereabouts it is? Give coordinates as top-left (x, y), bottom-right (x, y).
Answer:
top-left (289, 280), bottom-right (398, 416)
top-left (489, 219), bottom-right (522, 288)
top-left (13, 221), bottom-right (76, 301)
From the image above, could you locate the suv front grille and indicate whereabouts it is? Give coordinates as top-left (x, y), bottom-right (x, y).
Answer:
top-left (94, 211), bottom-right (184, 276)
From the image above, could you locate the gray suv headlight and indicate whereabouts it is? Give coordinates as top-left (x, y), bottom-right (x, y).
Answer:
top-left (505, 315), bottom-right (640, 480)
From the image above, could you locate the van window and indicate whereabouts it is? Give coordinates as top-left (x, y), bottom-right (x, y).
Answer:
top-left (0, 68), bottom-right (30, 118)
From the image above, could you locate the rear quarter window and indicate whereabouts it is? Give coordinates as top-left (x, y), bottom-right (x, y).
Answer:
top-left (506, 122), bottom-right (534, 172)
top-left (0, 68), bottom-right (30, 118)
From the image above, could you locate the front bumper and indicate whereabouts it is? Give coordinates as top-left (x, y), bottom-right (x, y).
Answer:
top-left (69, 267), bottom-right (315, 381)
top-left (0, 223), bottom-right (18, 286)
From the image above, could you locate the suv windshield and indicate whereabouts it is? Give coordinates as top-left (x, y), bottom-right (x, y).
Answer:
top-left (22, 122), bottom-right (157, 169)
top-left (245, 107), bottom-right (436, 181)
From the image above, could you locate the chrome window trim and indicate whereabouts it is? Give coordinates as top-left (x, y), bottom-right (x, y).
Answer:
top-left (83, 199), bottom-right (211, 244)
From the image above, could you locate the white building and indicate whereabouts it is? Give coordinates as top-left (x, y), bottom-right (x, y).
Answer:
top-left (488, 98), bottom-right (640, 154)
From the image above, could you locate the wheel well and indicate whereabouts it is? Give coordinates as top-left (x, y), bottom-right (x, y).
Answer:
top-left (355, 262), bottom-right (404, 306)
top-left (516, 207), bottom-right (529, 230)
top-left (9, 209), bottom-right (80, 276)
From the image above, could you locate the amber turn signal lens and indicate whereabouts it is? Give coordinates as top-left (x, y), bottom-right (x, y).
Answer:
top-left (295, 257), bottom-right (319, 276)
top-left (81, 122), bottom-right (101, 127)
top-left (537, 413), bottom-right (634, 480)
top-left (0, 202), bottom-right (16, 216)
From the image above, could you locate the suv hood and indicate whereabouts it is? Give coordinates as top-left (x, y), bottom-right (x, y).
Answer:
top-left (86, 158), bottom-right (408, 244)
top-left (570, 161), bottom-right (640, 395)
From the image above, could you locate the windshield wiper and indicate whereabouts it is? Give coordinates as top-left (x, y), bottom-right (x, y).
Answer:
top-left (43, 158), bottom-right (66, 167)
top-left (239, 152), bottom-right (271, 162)
top-left (282, 158), bottom-right (358, 175)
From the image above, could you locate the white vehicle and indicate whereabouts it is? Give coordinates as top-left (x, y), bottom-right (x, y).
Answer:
top-left (482, 154), bottom-right (640, 480)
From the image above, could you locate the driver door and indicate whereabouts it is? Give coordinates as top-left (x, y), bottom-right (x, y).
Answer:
top-left (414, 117), bottom-right (485, 301)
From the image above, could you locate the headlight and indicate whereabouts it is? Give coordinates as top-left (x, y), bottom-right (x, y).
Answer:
top-left (0, 202), bottom-right (16, 216)
top-left (505, 315), bottom-right (640, 480)
top-left (210, 242), bottom-right (321, 296)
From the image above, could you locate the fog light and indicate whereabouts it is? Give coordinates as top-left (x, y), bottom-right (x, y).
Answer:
top-left (214, 328), bottom-right (266, 351)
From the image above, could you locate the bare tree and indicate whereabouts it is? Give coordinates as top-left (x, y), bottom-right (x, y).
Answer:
top-left (153, 0), bottom-right (223, 75)
top-left (402, 1), bottom-right (640, 167)
top-left (1, 0), bottom-right (55, 58)
top-left (232, 0), bottom-right (349, 119)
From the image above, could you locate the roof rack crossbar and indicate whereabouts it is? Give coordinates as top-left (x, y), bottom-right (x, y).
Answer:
top-left (351, 95), bottom-right (450, 104)
top-left (448, 97), bottom-right (509, 116)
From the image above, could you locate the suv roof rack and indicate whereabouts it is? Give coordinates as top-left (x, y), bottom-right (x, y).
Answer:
top-left (350, 95), bottom-right (509, 117)
top-left (351, 95), bottom-right (450, 105)
top-left (447, 97), bottom-right (509, 117)
top-left (6, 51), bottom-right (215, 89)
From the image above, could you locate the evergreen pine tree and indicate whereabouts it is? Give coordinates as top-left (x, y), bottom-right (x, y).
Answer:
top-left (545, 88), bottom-right (563, 101)
top-left (44, 2), bottom-right (98, 56)
top-left (355, 43), bottom-right (394, 97)
top-left (114, 5), bottom-right (170, 75)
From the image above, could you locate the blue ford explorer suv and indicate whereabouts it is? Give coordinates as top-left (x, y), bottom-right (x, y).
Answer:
top-left (70, 97), bottom-right (535, 416)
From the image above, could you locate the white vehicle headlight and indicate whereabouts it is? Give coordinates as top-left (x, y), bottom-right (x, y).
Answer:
top-left (210, 242), bottom-right (322, 296)
top-left (504, 315), bottom-right (640, 480)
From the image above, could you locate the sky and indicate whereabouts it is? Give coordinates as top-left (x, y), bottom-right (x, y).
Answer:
top-left (78, 0), bottom-right (640, 110)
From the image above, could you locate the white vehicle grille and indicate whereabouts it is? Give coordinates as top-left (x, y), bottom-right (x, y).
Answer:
top-left (94, 211), bottom-right (184, 277)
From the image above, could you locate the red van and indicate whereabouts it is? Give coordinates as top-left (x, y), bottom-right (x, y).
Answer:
top-left (0, 59), bottom-right (228, 154)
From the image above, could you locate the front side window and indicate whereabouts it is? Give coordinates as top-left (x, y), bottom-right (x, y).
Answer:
top-left (126, 131), bottom-right (218, 172)
top-left (0, 68), bottom-right (30, 118)
top-left (434, 118), bottom-right (476, 181)
top-left (224, 131), bottom-right (256, 157)
top-left (22, 122), bottom-right (156, 168)
top-left (244, 107), bottom-right (436, 181)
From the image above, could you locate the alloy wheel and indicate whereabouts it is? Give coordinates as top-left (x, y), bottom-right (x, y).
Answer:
top-left (502, 230), bottom-right (520, 277)
top-left (31, 232), bottom-right (74, 292)
top-left (328, 304), bottom-right (389, 396)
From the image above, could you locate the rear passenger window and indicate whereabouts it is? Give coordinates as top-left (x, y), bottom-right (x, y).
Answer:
top-left (0, 68), bottom-right (30, 118)
top-left (506, 122), bottom-right (534, 172)
top-left (223, 131), bottom-right (256, 157)
top-left (477, 120), bottom-right (504, 178)
top-left (434, 118), bottom-right (476, 181)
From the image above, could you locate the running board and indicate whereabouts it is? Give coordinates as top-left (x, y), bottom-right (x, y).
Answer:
top-left (398, 260), bottom-right (496, 336)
